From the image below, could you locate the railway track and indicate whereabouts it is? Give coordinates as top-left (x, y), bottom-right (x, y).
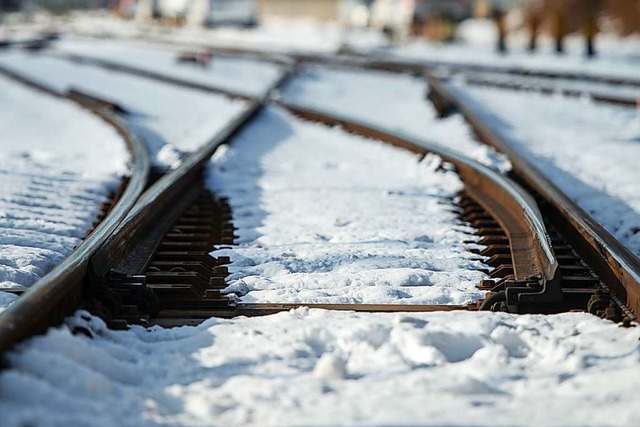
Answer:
top-left (0, 65), bottom-right (151, 354)
top-left (47, 37), bottom-right (640, 110)
top-left (428, 74), bottom-right (640, 321)
top-left (438, 70), bottom-right (638, 108)
top-left (59, 31), bottom-right (640, 87)
top-left (0, 42), bottom-right (638, 358)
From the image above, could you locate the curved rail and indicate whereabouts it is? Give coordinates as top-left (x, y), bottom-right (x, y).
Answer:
top-left (0, 106), bottom-right (150, 355)
top-left (87, 66), bottom-right (295, 280)
top-left (276, 99), bottom-right (559, 287)
top-left (0, 58), bottom-right (295, 353)
top-left (428, 75), bottom-right (640, 319)
top-left (88, 101), bottom-right (263, 280)
top-left (48, 51), bottom-right (256, 102)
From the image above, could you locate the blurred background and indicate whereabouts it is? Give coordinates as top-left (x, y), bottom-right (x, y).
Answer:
top-left (0, 1), bottom-right (638, 41)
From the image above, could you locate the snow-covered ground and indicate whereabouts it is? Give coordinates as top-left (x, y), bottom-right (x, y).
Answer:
top-left (0, 49), bottom-right (250, 168)
top-left (391, 19), bottom-right (640, 83)
top-left (281, 65), bottom-right (511, 172)
top-left (209, 106), bottom-right (486, 305)
top-left (52, 36), bottom-right (284, 98)
top-left (446, 81), bottom-right (640, 257)
top-left (1, 309), bottom-right (638, 427)
top-left (0, 74), bottom-right (128, 300)
top-left (1, 16), bottom-right (639, 427)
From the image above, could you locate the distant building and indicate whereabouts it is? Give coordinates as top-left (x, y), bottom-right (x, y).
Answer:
top-left (260, 0), bottom-right (341, 22)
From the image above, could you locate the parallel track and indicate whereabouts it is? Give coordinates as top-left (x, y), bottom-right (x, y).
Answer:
top-left (1, 41), bottom-right (638, 357)
top-left (48, 38), bottom-right (639, 110)
top-left (66, 32), bottom-right (640, 87)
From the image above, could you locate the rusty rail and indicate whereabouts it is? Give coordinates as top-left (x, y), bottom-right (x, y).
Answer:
top-left (428, 75), bottom-right (640, 319)
top-left (454, 73), bottom-right (638, 108)
top-left (277, 99), bottom-right (559, 296)
top-left (3, 41), bottom-right (633, 341)
top-left (0, 71), bottom-right (151, 355)
top-left (13, 45), bottom-right (562, 318)
top-left (64, 32), bottom-right (640, 87)
top-left (49, 35), bottom-right (640, 103)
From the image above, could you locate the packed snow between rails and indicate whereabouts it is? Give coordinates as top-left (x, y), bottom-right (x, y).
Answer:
top-left (209, 106), bottom-right (487, 305)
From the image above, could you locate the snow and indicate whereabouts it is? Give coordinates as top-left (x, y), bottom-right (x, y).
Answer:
top-left (391, 19), bottom-right (640, 83)
top-left (446, 81), bottom-right (640, 257)
top-left (281, 65), bottom-right (511, 172)
top-left (0, 17), bottom-right (638, 426)
top-left (208, 106), bottom-right (487, 305)
top-left (0, 292), bottom-right (18, 313)
top-left (1, 309), bottom-right (638, 426)
top-left (64, 12), bottom-right (387, 54)
top-left (52, 36), bottom-right (285, 98)
top-left (0, 74), bottom-right (129, 294)
top-left (0, 49), bottom-right (249, 168)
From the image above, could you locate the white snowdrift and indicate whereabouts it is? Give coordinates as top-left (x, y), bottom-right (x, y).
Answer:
top-left (0, 309), bottom-right (638, 426)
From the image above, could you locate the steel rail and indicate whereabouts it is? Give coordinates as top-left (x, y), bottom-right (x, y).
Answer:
top-left (0, 59), bottom-right (296, 347)
top-left (428, 75), bottom-right (640, 319)
top-left (46, 51), bottom-right (256, 102)
top-left (24, 50), bottom-right (558, 317)
top-left (151, 304), bottom-right (468, 327)
top-left (86, 67), bottom-right (296, 302)
top-left (88, 101), bottom-right (264, 280)
top-left (32, 50), bottom-right (559, 316)
top-left (0, 74), bottom-right (151, 354)
top-left (84, 32), bottom-right (640, 87)
top-left (457, 74), bottom-right (638, 108)
top-left (48, 37), bottom-right (639, 116)
top-left (276, 99), bottom-right (559, 289)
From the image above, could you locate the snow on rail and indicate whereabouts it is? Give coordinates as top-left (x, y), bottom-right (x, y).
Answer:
top-left (1, 309), bottom-right (638, 426)
top-left (0, 74), bottom-right (128, 305)
top-left (0, 49), bottom-right (249, 168)
top-left (447, 81), bottom-right (640, 257)
top-left (281, 65), bottom-right (511, 172)
top-left (208, 107), bottom-right (487, 305)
